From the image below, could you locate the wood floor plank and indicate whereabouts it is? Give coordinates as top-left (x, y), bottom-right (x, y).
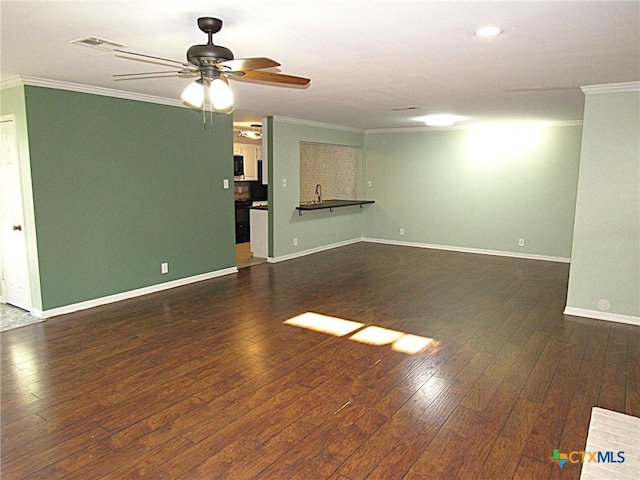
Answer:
top-left (337, 375), bottom-right (454, 479)
top-left (283, 407), bottom-right (388, 479)
top-left (460, 342), bottom-right (521, 411)
top-left (434, 381), bottom-right (522, 479)
top-left (177, 436), bottom-right (261, 479)
top-left (573, 323), bottom-right (609, 400)
top-left (522, 346), bottom-right (585, 462)
top-left (1, 243), bottom-right (637, 480)
top-left (251, 402), bottom-right (369, 479)
top-left (474, 397), bottom-right (541, 479)
top-left (1, 425), bottom-right (110, 479)
top-left (504, 329), bottom-right (552, 389)
top-left (625, 329), bottom-right (640, 417)
top-left (216, 421), bottom-right (318, 479)
top-left (512, 456), bottom-right (552, 480)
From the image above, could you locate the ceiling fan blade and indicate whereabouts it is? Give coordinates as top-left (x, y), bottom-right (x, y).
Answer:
top-left (233, 70), bottom-right (311, 86)
top-left (113, 71), bottom-right (182, 78)
top-left (114, 49), bottom-right (187, 67)
top-left (217, 57), bottom-right (281, 72)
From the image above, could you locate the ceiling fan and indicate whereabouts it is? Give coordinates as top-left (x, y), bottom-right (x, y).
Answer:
top-left (113, 17), bottom-right (310, 114)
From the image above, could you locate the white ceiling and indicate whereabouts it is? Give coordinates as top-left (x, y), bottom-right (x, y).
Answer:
top-left (1, 1), bottom-right (639, 130)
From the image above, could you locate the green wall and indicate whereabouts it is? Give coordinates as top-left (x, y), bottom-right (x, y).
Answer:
top-left (566, 89), bottom-right (640, 319)
top-left (269, 117), bottom-right (366, 258)
top-left (363, 125), bottom-right (582, 259)
top-left (22, 86), bottom-right (235, 310)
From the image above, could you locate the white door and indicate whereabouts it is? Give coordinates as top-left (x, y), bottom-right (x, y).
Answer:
top-left (0, 118), bottom-right (32, 311)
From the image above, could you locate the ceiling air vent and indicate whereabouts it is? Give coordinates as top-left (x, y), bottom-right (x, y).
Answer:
top-left (69, 36), bottom-right (128, 52)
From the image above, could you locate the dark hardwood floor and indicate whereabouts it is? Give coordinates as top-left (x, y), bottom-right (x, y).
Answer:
top-left (1, 243), bottom-right (638, 479)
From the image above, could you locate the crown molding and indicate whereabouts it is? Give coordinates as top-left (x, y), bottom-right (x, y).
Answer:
top-left (365, 119), bottom-right (583, 134)
top-left (1, 75), bottom-right (184, 108)
top-left (581, 81), bottom-right (640, 94)
top-left (272, 115), bottom-right (364, 133)
top-left (365, 125), bottom-right (466, 134)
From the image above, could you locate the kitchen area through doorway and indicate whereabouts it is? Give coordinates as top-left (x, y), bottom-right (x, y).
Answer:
top-left (233, 128), bottom-right (268, 268)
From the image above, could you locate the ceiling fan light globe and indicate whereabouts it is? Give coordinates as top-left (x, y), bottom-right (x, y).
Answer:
top-left (181, 80), bottom-right (204, 108)
top-left (209, 78), bottom-right (234, 112)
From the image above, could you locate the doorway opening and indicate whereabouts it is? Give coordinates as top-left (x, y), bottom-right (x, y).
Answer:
top-left (235, 242), bottom-right (267, 269)
top-left (233, 133), bottom-right (268, 269)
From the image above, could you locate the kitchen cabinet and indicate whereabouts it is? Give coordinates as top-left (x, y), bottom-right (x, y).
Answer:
top-left (233, 143), bottom-right (259, 181)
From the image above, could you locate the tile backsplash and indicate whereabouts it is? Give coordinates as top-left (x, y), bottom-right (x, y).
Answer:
top-left (234, 181), bottom-right (251, 200)
top-left (300, 142), bottom-right (362, 203)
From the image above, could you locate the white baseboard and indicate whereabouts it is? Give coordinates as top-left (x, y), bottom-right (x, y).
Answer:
top-left (35, 267), bottom-right (238, 319)
top-left (269, 238), bottom-right (362, 263)
top-left (269, 237), bottom-right (570, 264)
top-left (563, 307), bottom-right (640, 326)
top-left (362, 237), bottom-right (571, 263)
top-left (30, 238), bottom-right (576, 319)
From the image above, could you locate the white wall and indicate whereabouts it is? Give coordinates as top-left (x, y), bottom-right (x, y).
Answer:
top-left (565, 83), bottom-right (640, 324)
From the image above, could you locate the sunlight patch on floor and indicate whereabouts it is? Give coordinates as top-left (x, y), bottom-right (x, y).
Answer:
top-left (391, 333), bottom-right (434, 354)
top-left (350, 325), bottom-right (404, 345)
top-left (284, 312), bottom-right (435, 355)
top-left (284, 312), bottom-right (364, 337)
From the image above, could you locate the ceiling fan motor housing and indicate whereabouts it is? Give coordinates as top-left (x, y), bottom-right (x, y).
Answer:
top-left (187, 44), bottom-right (234, 67)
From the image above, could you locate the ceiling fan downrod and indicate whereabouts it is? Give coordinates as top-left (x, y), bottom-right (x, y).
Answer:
top-left (186, 17), bottom-right (234, 68)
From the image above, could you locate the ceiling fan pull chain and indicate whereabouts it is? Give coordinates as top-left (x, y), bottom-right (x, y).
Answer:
top-left (203, 73), bottom-right (208, 129)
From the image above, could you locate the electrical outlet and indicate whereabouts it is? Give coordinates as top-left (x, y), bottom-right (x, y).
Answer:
top-left (161, 262), bottom-right (169, 274)
top-left (293, 237), bottom-right (298, 246)
top-left (400, 228), bottom-right (405, 236)
top-left (282, 178), bottom-right (287, 187)
top-left (223, 179), bottom-right (229, 189)
top-left (518, 238), bottom-right (525, 247)
top-left (367, 180), bottom-right (372, 187)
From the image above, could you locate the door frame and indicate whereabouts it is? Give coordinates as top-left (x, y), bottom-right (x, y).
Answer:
top-left (0, 114), bottom-right (34, 312)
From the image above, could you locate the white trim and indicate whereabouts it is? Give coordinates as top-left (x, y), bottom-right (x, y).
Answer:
top-left (365, 120), bottom-right (583, 134)
top-left (362, 237), bottom-right (571, 263)
top-left (1, 75), bottom-right (184, 108)
top-left (0, 76), bottom-right (24, 90)
top-left (269, 238), bottom-right (362, 263)
top-left (366, 125), bottom-right (470, 134)
top-left (563, 307), bottom-right (640, 326)
top-left (272, 116), bottom-right (364, 133)
top-left (581, 82), bottom-right (640, 94)
top-left (34, 267), bottom-right (238, 319)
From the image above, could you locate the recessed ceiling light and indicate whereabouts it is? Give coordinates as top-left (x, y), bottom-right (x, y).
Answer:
top-left (474, 26), bottom-right (503, 37)
top-left (419, 114), bottom-right (468, 127)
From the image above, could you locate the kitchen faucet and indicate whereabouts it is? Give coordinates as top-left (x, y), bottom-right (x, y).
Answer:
top-left (315, 184), bottom-right (322, 203)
